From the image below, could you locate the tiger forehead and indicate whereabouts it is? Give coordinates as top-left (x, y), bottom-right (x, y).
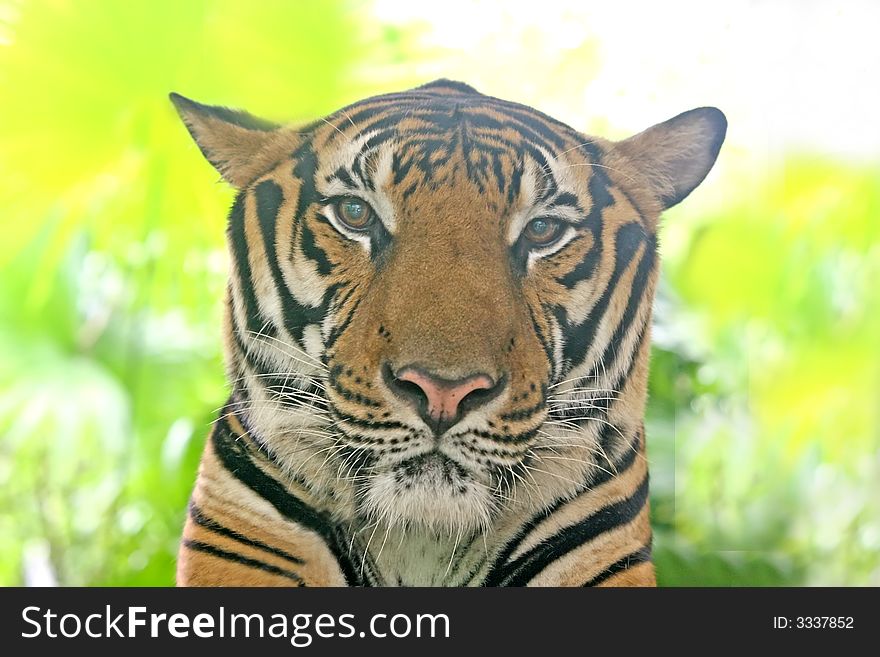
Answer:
top-left (316, 98), bottom-right (586, 172)
top-left (325, 92), bottom-right (579, 147)
top-left (308, 96), bottom-right (603, 223)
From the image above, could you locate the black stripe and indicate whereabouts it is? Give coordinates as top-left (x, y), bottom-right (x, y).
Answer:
top-left (552, 191), bottom-right (581, 209)
top-left (327, 165), bottom-right (357, 188)
top-left (614, 182), bottom-right (648, 225)
top-left (325, 296), bottom-right (362, 351)
top-left (608, 322), bottom-right (650, 412)
top-left (326, 85), bottom-right (588, 154)
top-left (551, 238), bottom-right (653, 441)
top-left (326, 281), bottom-right (355, 314)
top-left (522, 143), bottom-right (557, 201)
top-left (486, 101), bottom-right (571, 149)
top-left (299, 214), bottom-right (334, 276)
top-left (188, 501), bottom-right (305, 565)
top-left (560, 221), bottom-right (646, 371)
top-left (325, 95), bottom-right (575, 189)
top-left (526, 303), bottom-right (555, 379)
top-left (592, 231), bottom-right (655, 381)
top-left (577, 137), bottom-right (606, 164)
top-left (483, 433), bottom-right (641, 585)
top-left (560, 244), bottom-right (654, 450)
top-left (253, 179), bottom-right (324, 343)
top-left (551, 142), bottom-right (612, 325)
top-left (507, 161), bottom-right (523, 206)
top-left (487, 475), bottom-right (650, 586)
top-left (327, 376), bottom-right (382, 408)
top-left (350, 148), bottom-right (371, 189)
top-left (465, 426), bottom-right (540, 445)
top-left (182, 539), bottom-right (304, 585)
top-left (353, 130), bottom-right (396, 172)
top-left (498, 399), bottom-right (546, 422)
top-left (227, 193), bottom-right (266, 336)
top-left (557, 175), bottom-right (608, 288)
top-left (392, 149), bottom-right (416, 185)
top-left (562, 323), bottom-right (651, 464)
top-left (491, 152), bottom-right (506, 196)
top-left (581, 544), bottom-right (653, 587)
top-left (210, 414), bottom-right (368, 586)
top-left (466, 104), bottom-right (566, 150)
top-left (332, 410), bottom-right (412, 432)
top-left (341, 103), bottom-right (409, 131)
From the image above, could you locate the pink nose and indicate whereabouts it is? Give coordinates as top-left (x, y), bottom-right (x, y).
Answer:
top-left (393, 366), bottom-right (497, 427)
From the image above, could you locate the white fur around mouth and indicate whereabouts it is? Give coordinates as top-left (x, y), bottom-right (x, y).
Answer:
top-left (360, 452), bottom-right (495, 536)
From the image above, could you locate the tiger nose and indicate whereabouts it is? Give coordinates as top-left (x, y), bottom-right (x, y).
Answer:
top-left (385, 365), bottom-right (503, 434)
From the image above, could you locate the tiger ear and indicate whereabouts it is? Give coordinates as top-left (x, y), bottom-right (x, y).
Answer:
top-left (169, 93), bottom-right (286, 188)
top-left (613, 107), bottom-right (727, 210)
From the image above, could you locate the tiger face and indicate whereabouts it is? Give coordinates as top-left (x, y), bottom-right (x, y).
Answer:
top-left (172, 80), bottom-right (725, 538)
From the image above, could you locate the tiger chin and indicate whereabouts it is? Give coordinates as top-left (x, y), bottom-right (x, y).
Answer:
top-left (171, 79), bottom-right (725, 587)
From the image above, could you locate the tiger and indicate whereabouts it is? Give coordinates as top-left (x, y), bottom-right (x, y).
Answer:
top-left (170, 79), bottom-right (725, 586)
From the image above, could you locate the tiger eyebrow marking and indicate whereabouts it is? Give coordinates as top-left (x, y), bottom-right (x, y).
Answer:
top-left (506, 157), bottom-right (583, 245)
top-left (505, 158), bottom-right (541, 245)
top-left (327, 166), bottom-right (357, 189)
top-left (315, 129), bottom-right (398, 236)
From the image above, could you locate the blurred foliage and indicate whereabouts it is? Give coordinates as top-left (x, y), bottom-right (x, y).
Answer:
top-left (1, 1), bottom-right (877, 586)
top-left (649, 159), bottom-right (880, 586)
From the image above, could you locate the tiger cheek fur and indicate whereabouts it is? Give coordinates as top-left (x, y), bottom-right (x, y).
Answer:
top-left (170, 80), bottom-right (725, 586)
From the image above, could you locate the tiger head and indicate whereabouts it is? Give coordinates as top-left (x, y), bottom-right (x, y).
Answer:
top-left (172, 80), bottom-right (725, 536)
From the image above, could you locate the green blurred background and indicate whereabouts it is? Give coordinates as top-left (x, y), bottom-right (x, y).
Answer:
top-left (1, 0), bottom-right (877, 586)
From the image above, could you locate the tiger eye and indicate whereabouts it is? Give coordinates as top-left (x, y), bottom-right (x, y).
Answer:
top-left (335, 197), bottom-right (373, 230)
top-left (523, 217), bottom-right (563, 245)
